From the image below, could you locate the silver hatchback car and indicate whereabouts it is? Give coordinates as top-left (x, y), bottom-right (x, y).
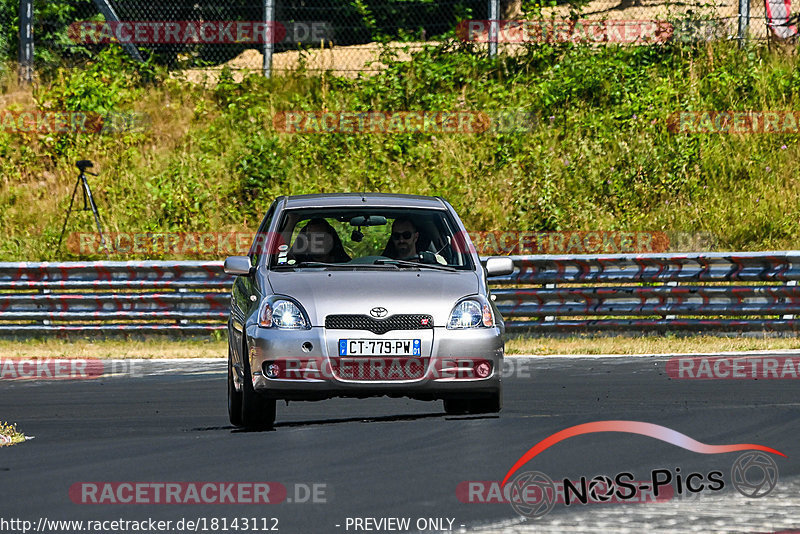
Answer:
top-left (224, 193), bottom-right (514, 428)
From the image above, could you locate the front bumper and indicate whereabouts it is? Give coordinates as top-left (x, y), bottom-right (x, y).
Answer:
top-left (245, 326), bottom-right (503, 401)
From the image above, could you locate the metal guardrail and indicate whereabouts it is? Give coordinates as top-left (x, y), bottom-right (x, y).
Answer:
top-left (0, 261), bottom-right (228, 335)
top-left (2, 252), bottom-right (800, 335)
top-left (493, 252), bottom-right (800, 334)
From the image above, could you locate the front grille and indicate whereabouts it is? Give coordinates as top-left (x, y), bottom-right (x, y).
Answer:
top-left (325, 314), bottom-right (433, 335)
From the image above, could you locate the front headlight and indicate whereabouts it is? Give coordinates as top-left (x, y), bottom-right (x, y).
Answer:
top-left (447, 299), bottom-right (494, 329)
top-left (258, 299), bottom-right (309, 329)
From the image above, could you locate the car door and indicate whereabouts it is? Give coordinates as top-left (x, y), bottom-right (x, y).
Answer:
top-left (230, 202), bottom-right (276, 371)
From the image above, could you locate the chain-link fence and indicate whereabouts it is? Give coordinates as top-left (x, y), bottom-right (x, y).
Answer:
top-left (1, 0), bottom-right (796, 80)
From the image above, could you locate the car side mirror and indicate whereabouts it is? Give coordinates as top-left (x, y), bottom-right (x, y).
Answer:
top-left (224, 256), bottom-right (253, 276)
top-left (485, 257), bottom-right (514, 277)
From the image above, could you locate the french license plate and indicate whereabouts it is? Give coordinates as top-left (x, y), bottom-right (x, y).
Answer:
top-left (339, 339), bottom-right (421, 357)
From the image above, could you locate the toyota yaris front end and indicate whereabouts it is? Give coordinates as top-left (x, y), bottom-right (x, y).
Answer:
top-left (225, 193), bottom-right (513, 428)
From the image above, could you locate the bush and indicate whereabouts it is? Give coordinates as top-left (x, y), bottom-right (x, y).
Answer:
top-left (2, 39), bottom-right (800, 260)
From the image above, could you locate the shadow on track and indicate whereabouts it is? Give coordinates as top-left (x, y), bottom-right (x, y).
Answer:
top-left (188, 411), bottom-right (499, 433)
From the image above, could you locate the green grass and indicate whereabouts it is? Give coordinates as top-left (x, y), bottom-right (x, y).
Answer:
top-left (2, 40), bottom-right (800, 260)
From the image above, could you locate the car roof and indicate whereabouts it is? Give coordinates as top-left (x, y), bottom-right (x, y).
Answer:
top-left (279, 193), bottom-right (448, 210)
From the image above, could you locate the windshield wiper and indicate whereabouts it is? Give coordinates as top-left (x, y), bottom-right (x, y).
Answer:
top-left (272, 261), bottom-right (343, 270)
top-left (374, 258), bottom-right (457, 272)
top-left (272, 261), bottom-right (399, 270)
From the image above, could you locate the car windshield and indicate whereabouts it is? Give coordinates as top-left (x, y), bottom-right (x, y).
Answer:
top-left (265, 208), bottom-right (473, 270)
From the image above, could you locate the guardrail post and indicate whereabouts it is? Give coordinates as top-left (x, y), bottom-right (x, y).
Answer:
top-left (544, 283), bottom-right (555, 321)
top-left (665, 281), bottom-right (678, 320)
top-left (177, 286), bottom-right (189, 325)
top-left (40, 287), bottom-right (50, 327)
top-left (783, 280), bottom-right (797, 320)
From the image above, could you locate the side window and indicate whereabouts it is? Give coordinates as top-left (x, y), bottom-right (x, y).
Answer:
top-left (249, 204), bottom-right (276, 265)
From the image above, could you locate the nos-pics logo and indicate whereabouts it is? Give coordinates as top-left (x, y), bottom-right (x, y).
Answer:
top-left (502, 421), bottom-right (783, 519)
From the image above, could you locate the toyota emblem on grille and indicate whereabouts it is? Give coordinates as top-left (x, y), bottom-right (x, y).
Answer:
top-left (370, 307), bottom-right (388, 318)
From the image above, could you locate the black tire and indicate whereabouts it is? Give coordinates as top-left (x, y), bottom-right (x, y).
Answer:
top-left (467, 391), bottom-right (502, 414)
top-left (443, 398), bottom-right (472, 415)
top-left (240, 343), bottom-right (277, 429)
top-left (444, 389), bottom-right (502, 415)
top-left (228, 348), bottom-right (243, 427)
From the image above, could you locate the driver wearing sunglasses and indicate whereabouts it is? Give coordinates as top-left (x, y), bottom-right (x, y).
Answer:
top-left (385, 218), bottom-right (419, 260)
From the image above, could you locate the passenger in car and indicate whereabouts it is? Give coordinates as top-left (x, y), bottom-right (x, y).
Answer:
top-left (289, 218), bottom-right (351, 263)
top-left (383, 218), bottom-right (420, 260)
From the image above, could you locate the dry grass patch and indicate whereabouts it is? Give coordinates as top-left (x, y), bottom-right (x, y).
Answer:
top-left (506, 335), bottom-right (800, 355)
top-left (0, 338), bottom-right (227, 359)
top-left (1, 336), bottom-right (798, 360)
top-left (0, 422), bottom-right (25, 447)
top-left (179, 42), bottom-right (428, 84)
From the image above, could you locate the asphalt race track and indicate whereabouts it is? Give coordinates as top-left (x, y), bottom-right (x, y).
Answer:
top-left (1, 354), bottom-right (799, 533)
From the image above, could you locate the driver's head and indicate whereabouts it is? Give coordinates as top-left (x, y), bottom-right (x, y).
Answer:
top-left (300, 218), bottom-right (336, 258)
top-left (390, 218), bottom-right (419, 259)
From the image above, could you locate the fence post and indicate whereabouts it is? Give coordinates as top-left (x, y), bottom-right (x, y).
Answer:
top-left (18, 0), bottom-right (33, 85)
top-left (92, 0), bottom-right (144, 62)
top-left (263, 0), bottom-right (275, 78)
top-left (737, 0), bottom-right (750, 45)
top-left (488, 0), bottom-right (499, 57)
top-left (783, 280), bottom-right (797, 320)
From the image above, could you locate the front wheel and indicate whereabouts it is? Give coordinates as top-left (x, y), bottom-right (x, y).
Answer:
top-left (443, 398), bottom-right (471, 415)
top-left (444, 389), bottom-right (502, 415)
top-left (468, 391), bottom-right (502, 414)
top-left (240, 344), bottom-right (277, 429)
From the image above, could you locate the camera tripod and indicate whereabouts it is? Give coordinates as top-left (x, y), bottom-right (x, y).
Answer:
top-left (56, 160), bottom-right (109, 257)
